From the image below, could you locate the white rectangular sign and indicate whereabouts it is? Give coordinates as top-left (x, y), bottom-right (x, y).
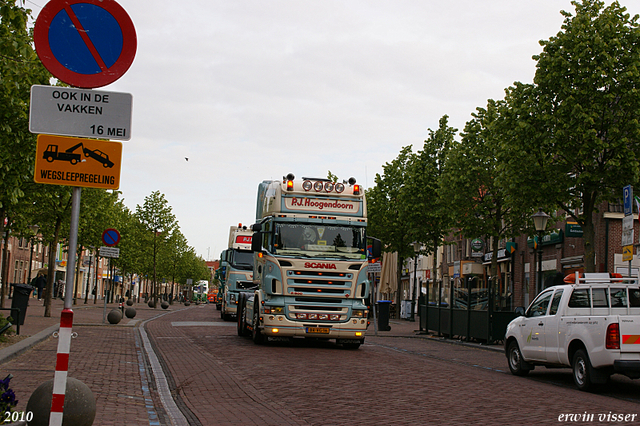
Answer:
top-left (622, 229), bottom-right (635, 247)
top-left (29, 85), bottom-right (132, 141)
top-left (99, 246), bottom-right (120, 258)
top-left (368, 262), bottom-right (381, 273)
top-left (623, 214), bottom-right (634, 231)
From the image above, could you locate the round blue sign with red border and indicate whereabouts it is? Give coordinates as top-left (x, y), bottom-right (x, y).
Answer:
top-left (34, 0), bottom-right (137, 88)
top-left (102, 228), bottom-right (121, 246)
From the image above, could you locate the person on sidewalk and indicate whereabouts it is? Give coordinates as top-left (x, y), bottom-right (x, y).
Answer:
top-left (35, 272), bottom-right (46, 301)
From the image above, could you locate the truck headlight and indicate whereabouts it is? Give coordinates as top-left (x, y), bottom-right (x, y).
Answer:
top-left (352, 309), bottom-right (367, 318)
top-left (264, 306), bottom-right (284, 314)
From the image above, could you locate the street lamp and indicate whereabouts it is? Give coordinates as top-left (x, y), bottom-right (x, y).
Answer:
top-left (531, 208), bottom-right (549, 293)
top-left (26, 225), bottom-right (39, 285)
top-left (410, 242), bottom-right (421, 322)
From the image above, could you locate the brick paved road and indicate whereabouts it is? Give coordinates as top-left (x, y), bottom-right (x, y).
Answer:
top-left (2, 300), bottom-right (640, 425)
top-left (146, 305), bottom-right (640, 426)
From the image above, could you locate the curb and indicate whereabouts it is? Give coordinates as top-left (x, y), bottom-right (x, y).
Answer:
top-left (0, 324), bottom-right (59, 365)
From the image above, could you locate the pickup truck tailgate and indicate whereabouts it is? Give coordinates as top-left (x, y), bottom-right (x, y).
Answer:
top-left (620, 318), bottom-right (640, 352)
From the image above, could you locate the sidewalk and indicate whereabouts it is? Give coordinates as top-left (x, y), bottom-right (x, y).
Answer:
top-left (0, 296), bottom-right (194, 426)
top-left (367, 317), bottom-right (504, 353)
top-left (0, 296), bottom-right (183, 363)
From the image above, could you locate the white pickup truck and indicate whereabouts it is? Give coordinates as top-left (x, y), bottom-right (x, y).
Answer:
top-left (505, 273), bottom-right (640, 390)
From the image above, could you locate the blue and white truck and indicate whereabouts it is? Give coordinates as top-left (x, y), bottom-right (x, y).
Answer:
top-left (219, 224), bottom-right (255, 321)
top-left (237, 173), bottom-right (381, 349)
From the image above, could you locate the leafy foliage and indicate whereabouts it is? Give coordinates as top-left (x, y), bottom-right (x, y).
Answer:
top-left (497, 0), bottom-right (640, 271)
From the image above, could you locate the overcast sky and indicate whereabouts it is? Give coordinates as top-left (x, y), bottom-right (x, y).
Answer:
top-left (29, 0), bottom-right (640, 261)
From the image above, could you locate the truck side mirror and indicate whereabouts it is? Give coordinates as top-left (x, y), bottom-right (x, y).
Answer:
top-left (514, 307), bottom-right (525, 316)
top-left (251, 232), bottom-right (262, 252)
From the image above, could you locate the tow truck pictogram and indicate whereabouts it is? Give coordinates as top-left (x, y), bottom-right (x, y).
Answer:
top-left (43, 142), bottom-right (114, 168)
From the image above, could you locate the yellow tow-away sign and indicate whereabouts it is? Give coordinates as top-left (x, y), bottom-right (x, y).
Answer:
top-left (34, 134), bottom-right (122, 190)
top-left (623, 245), bottom-right (634, 262)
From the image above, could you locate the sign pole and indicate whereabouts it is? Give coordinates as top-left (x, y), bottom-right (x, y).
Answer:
top-left (103, 257), bottom-right (110, 324)
top-left (49, 186), bottom-right (81, 426)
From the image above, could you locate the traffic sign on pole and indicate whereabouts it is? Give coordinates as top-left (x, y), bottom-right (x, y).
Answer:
top-left (102, 228), bottom-right (120, 246)
top-left (34, 0), bottom-right (137, 88)
top-left (34, 134), bottom-right (122, 190)
top-left (624, 185), bottom-right (633, 216)
top-left (30, 85), bottom-right (132, 140)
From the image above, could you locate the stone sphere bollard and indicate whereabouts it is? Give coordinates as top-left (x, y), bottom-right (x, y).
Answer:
top-left (161, 301), bottom-right (169, 309)
top-left (107, 309), bottom-right (122, 324)
top-left (148, 300), bottom-right (156, 308)
top-left (125, 307), bottom-right (137, 318)
top-left (184, 300), bottom-right (191, 306)
top-left (126, 299), bottom-right (134, 306)
top-left (26, 377), bottom-right (96, 426)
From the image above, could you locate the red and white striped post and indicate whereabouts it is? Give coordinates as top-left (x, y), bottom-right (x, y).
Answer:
top-left (48, 187), bottom-right (81, 426)
top-left (49, 308), bottom-right (74, 426)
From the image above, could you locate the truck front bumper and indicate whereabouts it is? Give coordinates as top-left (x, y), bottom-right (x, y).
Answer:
top-left (260, 315), bottom-right (368, 340)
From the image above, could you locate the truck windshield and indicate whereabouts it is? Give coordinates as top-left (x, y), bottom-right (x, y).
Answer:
top-left (273, 224), bottom-right (366, 259)
top-left (231, 250), bottom-right (253, 270)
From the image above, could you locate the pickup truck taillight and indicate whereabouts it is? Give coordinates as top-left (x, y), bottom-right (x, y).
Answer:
top-left (606, 323), bottom-right (620, 350)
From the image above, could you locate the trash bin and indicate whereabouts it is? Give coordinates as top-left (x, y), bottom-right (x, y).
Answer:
top-left (376, 300), bottom-right (392, 331)
top-left (11, 284), bottom-right (34, 326)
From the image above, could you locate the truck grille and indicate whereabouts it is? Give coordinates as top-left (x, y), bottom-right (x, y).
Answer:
top-left (286, 270), bottom-right (354, 297)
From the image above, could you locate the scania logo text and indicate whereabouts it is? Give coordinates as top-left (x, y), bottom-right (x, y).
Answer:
top-left (305, 262), bottom-right (337, 269)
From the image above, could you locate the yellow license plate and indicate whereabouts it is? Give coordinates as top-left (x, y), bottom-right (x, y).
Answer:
top-left (306, 327), bottom-right (330, 334)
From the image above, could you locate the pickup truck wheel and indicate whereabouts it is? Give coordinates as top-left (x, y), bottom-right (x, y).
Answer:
top-left (507, 341), bottom-right (530, 376)
top-left (572, 349), bottom-right (594, 391)
top-left (252, 303), bottom-right (266, 345)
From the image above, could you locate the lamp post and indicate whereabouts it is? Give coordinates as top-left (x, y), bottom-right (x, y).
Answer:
top-left (410, 242), bottom-right (421, 322)
top-left (26, 225), bottom-right (39, 285)
top-left (531, 209), bottom-right (549, 293)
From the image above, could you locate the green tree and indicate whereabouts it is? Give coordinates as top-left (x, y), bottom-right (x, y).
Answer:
top-left (440, 101), bottom-right (531, 302)
top-left (26, 184), bottom-right (74, 316)
top-left (497, 0), bottom-right (640, 272)
top-left (0, 1), bottom-right (50, 300)
top-left (366, 146), bottom-right (415, 306)
top-left (406, 116), bottom-right (456, 291)
top-left (135, 191), bottom-right (176, 306)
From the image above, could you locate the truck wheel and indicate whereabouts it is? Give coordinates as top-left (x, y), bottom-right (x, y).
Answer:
top-left (572, 349), bottom-right (594, 391)
top-left (237, 294), bottom-right (245, 336)
top-left (252, 303), bottom-right (266, 345)
top-left (507, 341), bottom-right (530, 376)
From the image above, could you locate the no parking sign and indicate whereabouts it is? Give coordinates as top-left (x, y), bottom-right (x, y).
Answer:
top-left (34, 0), bottom-right (137, 88)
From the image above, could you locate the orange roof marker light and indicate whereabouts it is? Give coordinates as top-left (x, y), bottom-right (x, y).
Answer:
top-left (564, 273), bottom-right (581, 284)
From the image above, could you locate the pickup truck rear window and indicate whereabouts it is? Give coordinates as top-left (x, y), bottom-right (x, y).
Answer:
top-left (610, 288), bottom-right (627, 307)
top-left (592, 288), bottom-right (609, 307)
top-left (630, 289), bottom-right (640, 307)
top-left (568, 289), bottom-right (589, 308)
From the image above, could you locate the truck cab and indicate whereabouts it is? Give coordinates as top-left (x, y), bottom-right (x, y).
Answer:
top-left (219, 225), bottom-right (256, 321)
top-left (237, 174), bottom-right (381, 349)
